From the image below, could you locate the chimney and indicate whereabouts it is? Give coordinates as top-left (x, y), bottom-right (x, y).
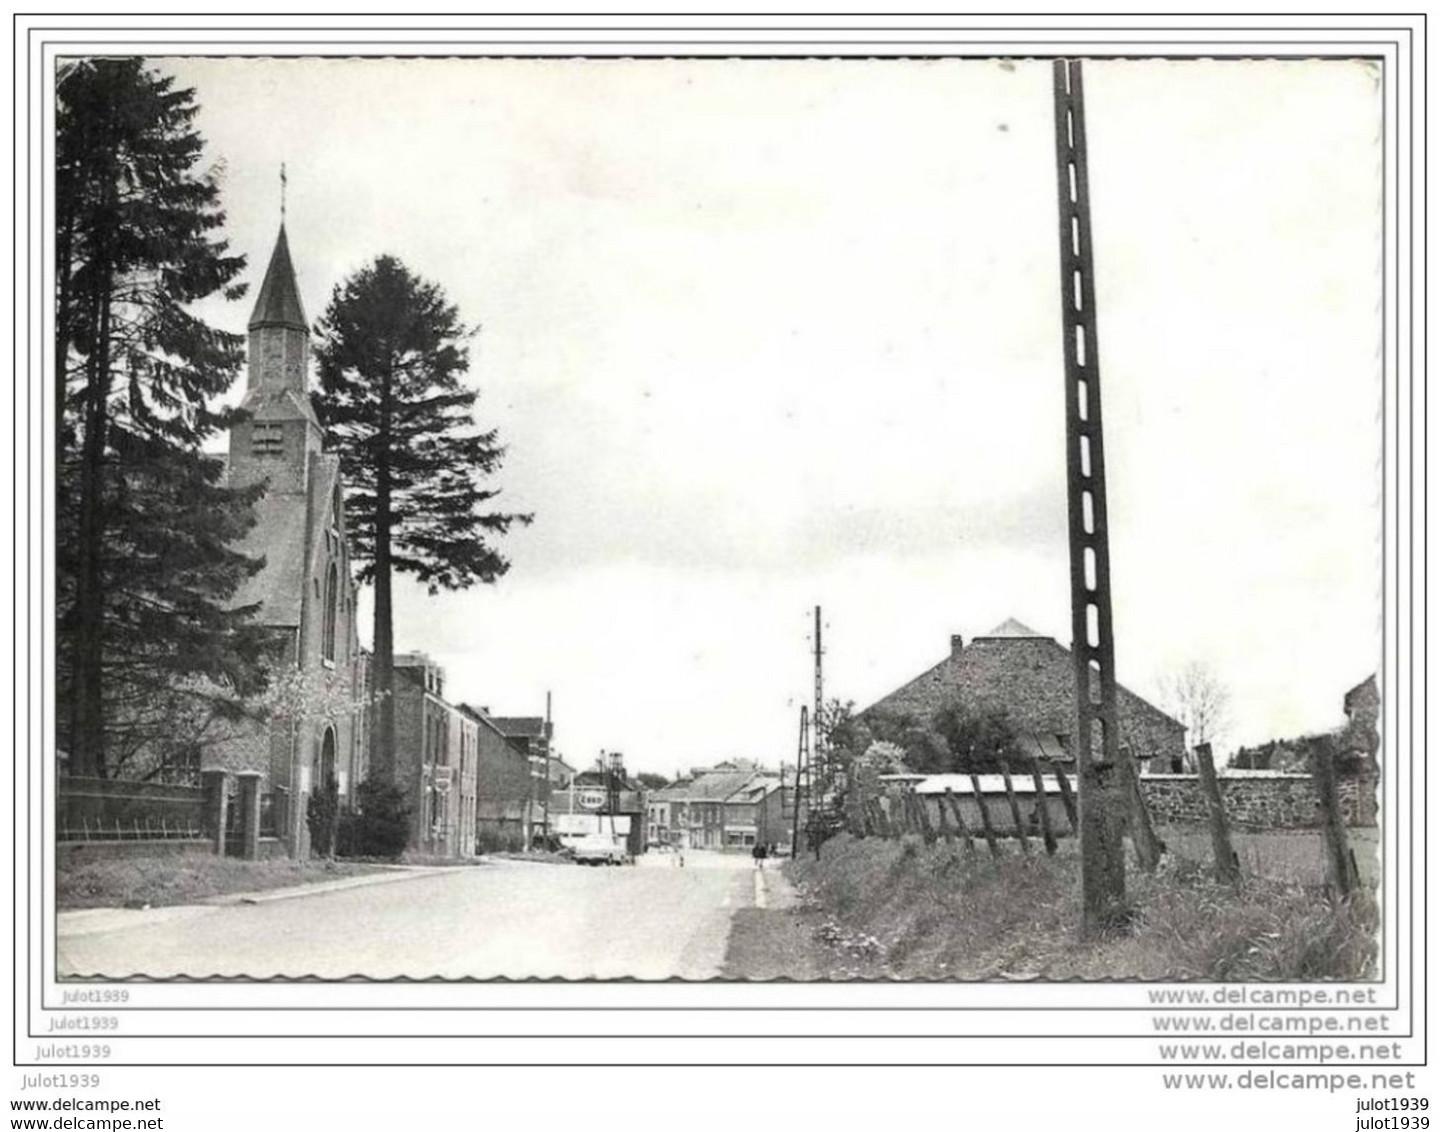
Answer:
top-left (951, 634), bottom-right (964, 657)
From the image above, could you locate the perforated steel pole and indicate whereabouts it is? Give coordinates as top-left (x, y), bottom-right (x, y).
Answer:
top-left (1054, 59), bottom-right (1128, 935)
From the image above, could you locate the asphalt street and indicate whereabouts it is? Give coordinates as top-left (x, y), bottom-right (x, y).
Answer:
top-left (57, 851), bottom-right (779, 981)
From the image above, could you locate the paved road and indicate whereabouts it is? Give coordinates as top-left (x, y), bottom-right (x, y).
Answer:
top-left (58, 852), bottom-right (777, 980)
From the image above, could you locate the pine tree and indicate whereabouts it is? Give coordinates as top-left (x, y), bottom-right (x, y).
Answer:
top-left (56, 58), bottom-right (274, 777)
top-left (312, 256), bottom-right (531, 777)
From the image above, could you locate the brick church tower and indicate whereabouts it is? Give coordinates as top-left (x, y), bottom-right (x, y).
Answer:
top-left (212, 226), bottom-right (366, 858)
top-left (228, 226), bottom-right (325, 495)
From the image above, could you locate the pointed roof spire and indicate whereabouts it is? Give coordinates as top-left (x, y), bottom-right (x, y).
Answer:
top-left (978, 618), bottom-right (1047, 639)
top-left (247, 225), bottom-right (308, 332)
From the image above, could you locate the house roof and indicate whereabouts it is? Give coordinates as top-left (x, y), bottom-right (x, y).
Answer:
top-left (860, 619), bottom-right (1184, 746)
top-left (975, 617), bottom-right (1047, 639)
top-left (248, 225), bottom-right (308, 332)
top-left (231, 452), bottom-right (348, 628)
top-left (664, 769), bottom-right (760, 802)
top-left (486, 716), bottom-right (549, 739)
top-left (229, 490), bottom-right (308, 625)
top-left (906, 773), bottom-right (1063, 796)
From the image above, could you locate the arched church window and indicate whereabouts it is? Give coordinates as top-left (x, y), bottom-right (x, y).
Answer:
top-left (323, 563), bottom-right (339, 664)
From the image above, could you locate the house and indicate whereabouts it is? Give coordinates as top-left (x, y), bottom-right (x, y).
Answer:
top-left (861, 619), bottom-right (1185, 772)
top-left (723, 775), bottom-right (789, 850)
top-left (654, 765), bottom-right (788, 850)
top-left (461, 704), bottom-right (532, 851)
top-left (390, 653), bottom-right (478, 858)
top-left (1342, 674), bottom-right (1380, 771)
top-left (205, 225), bottom-right (365, 858)
top-left (486, 713), bottom-right (554, 841)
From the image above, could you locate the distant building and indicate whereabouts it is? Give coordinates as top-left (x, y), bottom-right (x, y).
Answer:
top-left (552, 761), bottom-right (648, 856)
top-left (861, 619), bottom-right (1185, 772)
top-left (653, 765), bottom-right (789, 850)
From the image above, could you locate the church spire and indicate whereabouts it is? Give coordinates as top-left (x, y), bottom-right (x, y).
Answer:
top-left (248, 225), bottom-right (308, 333)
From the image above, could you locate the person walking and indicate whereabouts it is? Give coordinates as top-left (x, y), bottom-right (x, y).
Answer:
top-left (751, 841), bottom-right (768, 870)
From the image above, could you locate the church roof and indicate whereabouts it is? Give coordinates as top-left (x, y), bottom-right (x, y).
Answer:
top-left (228, 453), bottom-right (344, 627)
top-left (248, 226), bottom-right (308, 332)
top-left (975, 617), bottom-right (1047, 639)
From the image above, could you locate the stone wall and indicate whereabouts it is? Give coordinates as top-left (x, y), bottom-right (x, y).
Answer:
top-left (1140, 771), bottom-right (1378, 830)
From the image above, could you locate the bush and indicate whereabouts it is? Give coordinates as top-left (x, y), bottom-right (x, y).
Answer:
top-left (335, 777), bottom-right (410, 860)
top-left (474, 825), bottom-right (524, 855)
top-left (306, 775), bottom-right (339, 858)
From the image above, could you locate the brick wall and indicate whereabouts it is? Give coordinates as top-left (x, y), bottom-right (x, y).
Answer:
top-left (1140, 771), bottom-right (1378, 830)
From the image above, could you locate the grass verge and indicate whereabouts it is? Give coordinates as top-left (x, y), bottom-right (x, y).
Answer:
top-left (57, 853), bottom-right (392, 911)
top-left (780, 834), bottom-right (1378, 981)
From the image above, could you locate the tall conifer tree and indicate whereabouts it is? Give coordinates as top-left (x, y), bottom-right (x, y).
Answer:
top-left (56, 58), bottom-right (273, 777)
top-left (312, 256), bottom-right (531, 776)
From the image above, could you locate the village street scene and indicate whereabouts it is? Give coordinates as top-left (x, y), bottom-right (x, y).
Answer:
top-left (54, 57), bottom-right (1381, 982)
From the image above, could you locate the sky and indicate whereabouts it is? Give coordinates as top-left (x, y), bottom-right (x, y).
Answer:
top-left (159, 57), bottom-right (1383, 776)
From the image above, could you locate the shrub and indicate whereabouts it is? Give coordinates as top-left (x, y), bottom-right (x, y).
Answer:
top-left (306, 775), bottom-right (340, 858)
top-left (336, 777), bottom-right (410, 859)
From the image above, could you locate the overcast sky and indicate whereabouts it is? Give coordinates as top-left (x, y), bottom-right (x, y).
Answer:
top-left (160, 57), bottom-right (1382, 775)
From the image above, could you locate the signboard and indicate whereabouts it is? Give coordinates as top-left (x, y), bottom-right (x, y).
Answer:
top-left (556, 814), bottom-right (632, 837)
top-left (433, 766), bottom-right (452, 794)
top-left (575, 789), bottom-right (606, 811)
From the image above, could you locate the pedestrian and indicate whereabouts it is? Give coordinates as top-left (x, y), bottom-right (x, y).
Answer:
top-left (752, 841), bottom-right (768, 870)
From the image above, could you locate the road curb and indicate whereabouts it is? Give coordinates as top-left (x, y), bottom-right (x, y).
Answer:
top-left (57, 867), bottom-right (457, 938)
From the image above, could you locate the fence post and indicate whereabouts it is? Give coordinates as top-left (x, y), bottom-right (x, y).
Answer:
top-left (999, 759), bottom-right (1031, 855)
top-left (1310, 737), bottom-right (1357, 895)
top-left (1028, 760), bottom-right (1059, 856)
top-left (236, 773), bottom-right (264, 861)
top-left (913, 792), bottom-right (937, 845)
top-left (968, 774), bottom-right (1002, 859)
top-left (933, 793), bottom-right (955, 844)
top-left (942, 788), bottom-right (976, 854)
top-left (1194, 742), bottom-right (1241, 885)
top-left (201, 770), bottom-right (231, 856)
top-left (1118, 746), bottom-right (1163, 872)
top-left (1052, 762), bottom-right (1079, 834)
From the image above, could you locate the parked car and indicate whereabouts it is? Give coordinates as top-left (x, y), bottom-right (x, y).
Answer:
top-left (570, 833), bottom-right (629, 866)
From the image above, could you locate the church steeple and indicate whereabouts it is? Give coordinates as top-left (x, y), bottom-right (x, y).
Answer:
top-left (248, 225), bottom-right (308, 333)
top-left (231, 224), bottom-right (322, 493)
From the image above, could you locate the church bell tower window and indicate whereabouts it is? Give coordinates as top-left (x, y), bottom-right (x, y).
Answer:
top-left (252, 422), bottom-right (284, 455)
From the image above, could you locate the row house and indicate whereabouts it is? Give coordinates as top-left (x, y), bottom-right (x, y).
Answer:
top-left (461, 704), bottom-right (531, 852)
top-left (391, 653), bottom-right (478, 858)
top-left (485, 713), bottom-right (554, 842)
top-left (651, 763), bottom-right (790, 850)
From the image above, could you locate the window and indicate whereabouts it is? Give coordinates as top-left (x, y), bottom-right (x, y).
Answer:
top-left (252, 423), bottom-right (283, 455)
top-left (322, 564), bottom-right (338, 664)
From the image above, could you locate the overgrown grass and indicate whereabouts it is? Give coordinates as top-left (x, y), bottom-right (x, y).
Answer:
top-left (1158, 826), bottom-right (1380, 889)
top-left (57, 853), bottom-right (390, 911)
top-left (787, 834), bottom-right (1377, 981)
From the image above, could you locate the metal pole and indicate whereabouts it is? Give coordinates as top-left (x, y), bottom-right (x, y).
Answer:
top-left (790, 705), bottom-right (809, 857)
top-left (812, 606), bottom-right (824, 811)
top-left (1054, 58), bottom-right (1128, 936)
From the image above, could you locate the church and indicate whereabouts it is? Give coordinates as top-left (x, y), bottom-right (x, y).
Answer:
top-left (208, 225), bottom-right (367, 857)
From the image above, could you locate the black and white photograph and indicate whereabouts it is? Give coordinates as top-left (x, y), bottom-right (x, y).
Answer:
top-left (49, 50), bottom-right (1386, 987)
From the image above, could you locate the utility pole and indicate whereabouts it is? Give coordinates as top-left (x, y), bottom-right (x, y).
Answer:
top-left (790, 704), bottom-right (810, 857)
top-left (1053, 58), bottom-right (1128, 936)
top-left (811, 605), bottom-right (825, 810)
